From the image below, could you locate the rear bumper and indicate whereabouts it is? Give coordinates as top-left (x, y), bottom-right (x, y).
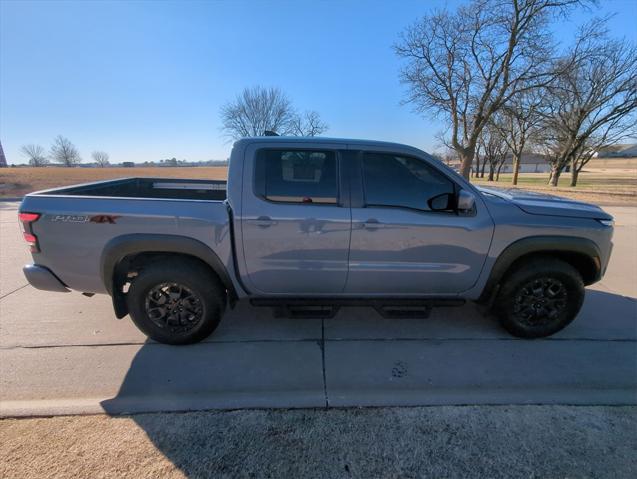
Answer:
top-left (23, 264), bottom-right (70, 293)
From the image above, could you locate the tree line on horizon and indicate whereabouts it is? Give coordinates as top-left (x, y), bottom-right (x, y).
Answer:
top-left (20, 135), bottom-right (110, 168)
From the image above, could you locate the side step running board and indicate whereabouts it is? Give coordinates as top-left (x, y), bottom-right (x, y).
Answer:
top-left (272, 305), bottom-right (340, 319)
top-left (250, 298), bottom-right (464, 319)
top-left (374, 304), bottom-right (431, 319)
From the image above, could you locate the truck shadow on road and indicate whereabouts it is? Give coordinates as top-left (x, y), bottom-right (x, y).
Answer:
top-left (99, 289), bottom-right (637, 476)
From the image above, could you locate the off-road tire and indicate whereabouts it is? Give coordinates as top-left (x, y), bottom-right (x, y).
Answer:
top-left (126, 258), bottom-right (226, 345)
top-left (495, 257), bottom-right (585, 338)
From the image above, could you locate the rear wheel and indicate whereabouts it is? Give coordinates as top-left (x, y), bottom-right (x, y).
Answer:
top-left (126, 259), bottom-right (226, 345)
top-left (495, 257), bottom-right (585, 338)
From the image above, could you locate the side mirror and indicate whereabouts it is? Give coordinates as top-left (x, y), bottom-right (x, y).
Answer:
top-left (457, 190), bottom-right (476, 215)
top-left (428, 192), bottom-right (454, 211)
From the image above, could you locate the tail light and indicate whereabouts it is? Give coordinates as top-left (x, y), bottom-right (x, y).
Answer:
top-left (19, 212), bottom-right (40, 252)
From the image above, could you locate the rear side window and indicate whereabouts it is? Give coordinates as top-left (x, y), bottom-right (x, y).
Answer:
top-left (256, 149), bottom-right (338, 204)
top-left (362, 153), bottom-right (455, 211)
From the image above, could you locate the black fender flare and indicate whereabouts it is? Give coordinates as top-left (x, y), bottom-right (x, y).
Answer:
top-left (101, 234), bottom-right (238, 318)
top-left (479, 235), bottom-right (602, 303)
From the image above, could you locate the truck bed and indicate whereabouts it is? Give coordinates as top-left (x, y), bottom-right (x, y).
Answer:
top-left (20, 176), bottom-right (234, 295)
top-left (31, 177), bottom-right (227, 201)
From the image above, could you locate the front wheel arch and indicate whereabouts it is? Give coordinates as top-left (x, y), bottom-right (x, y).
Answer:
top-left (478, 236), bottom-right (601, 304)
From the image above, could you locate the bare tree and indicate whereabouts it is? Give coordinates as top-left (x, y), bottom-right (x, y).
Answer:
top-left (538, 23), bottom-right (637, 186)
top-left (478, 123), bottom-right (509, 181)
top-left (491, 91), bottom-right (543, 185)
top-left (50, 135), bottom-right (81, 166)
top-left (20, 144), bottom-right (49, 167)
top-left (395, 0), bottom-right (588, 179)
top-left (220, 87), bottom-right (297, 139)
top-left (92, 151), bottom-right (110, 167)
top-left (289, 110), bottom-right (329, 136)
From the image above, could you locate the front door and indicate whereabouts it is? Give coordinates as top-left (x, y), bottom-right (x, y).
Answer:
top-left (346, 151), bottom-right (494, 295)
top-left (241, 147), bottom-right (351, 295)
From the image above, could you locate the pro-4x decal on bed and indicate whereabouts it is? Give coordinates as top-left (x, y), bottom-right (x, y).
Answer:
top-left (90, 215), bottom-right (120, 224)
top-left (50, 214), bottom-right (89, 223)
top-left (49, 214), bottom-right (120, 224)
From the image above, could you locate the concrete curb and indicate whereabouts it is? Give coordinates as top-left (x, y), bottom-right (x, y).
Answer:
top-left (3, 386), bottom-right (635, 418)
top-left (0, 392), bottom-right (327, 418)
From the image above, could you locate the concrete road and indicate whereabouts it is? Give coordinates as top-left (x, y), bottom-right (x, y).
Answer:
top-left (1, 201), bottom-right (636, 416)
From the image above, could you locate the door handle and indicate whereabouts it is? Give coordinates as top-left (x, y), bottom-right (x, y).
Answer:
top-left (362, 219), bottom-right (384, 229)
top-left (249, 216), bottom-right (277, 228)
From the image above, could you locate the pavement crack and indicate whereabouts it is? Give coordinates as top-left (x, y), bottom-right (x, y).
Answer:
top-left (0, 338), bottom-right (325, 350)
top-left (0, 284), bottom-right (29, 300)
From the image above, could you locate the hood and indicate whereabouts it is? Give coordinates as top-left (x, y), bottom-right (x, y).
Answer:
top-left (477, 186), bottom-right (613, 220)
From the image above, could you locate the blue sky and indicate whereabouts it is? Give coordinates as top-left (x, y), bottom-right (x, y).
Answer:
top-left (1, 0), bottom-right (636, 164)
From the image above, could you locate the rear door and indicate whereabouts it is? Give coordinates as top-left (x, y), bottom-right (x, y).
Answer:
top-left (240, 145), bottom-right (351, 295)
top-left (345, 150), bottom-right (494, 295)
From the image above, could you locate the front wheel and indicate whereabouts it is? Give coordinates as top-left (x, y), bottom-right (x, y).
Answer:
top-left (126, 259), bottom-right (226, 345)
top-left (495, 258), bottom-right (585, 338)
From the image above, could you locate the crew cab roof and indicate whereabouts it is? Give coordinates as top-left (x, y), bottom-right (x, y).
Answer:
top-left (233, 136), bottom-right (427, 156)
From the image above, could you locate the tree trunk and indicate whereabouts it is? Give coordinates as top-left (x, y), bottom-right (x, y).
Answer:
top-left (473, 155), bottom-right (480, 178)
top-left (570, 160), bottom-right (579, 187)
top-left (512, 153), bottom-right (521, 185)
top-left (548, 165), bottom-right (561, 187)
top-left (458, 149), bottom-right (474, 179)
top-left (480, 159), bottom-right (487, 178)
top-left (570, 169), bottom-right (579, 187)
top-left (488, 164), bottom-right (495, 181)
top-left (496, 163), bottom-right (504, 181)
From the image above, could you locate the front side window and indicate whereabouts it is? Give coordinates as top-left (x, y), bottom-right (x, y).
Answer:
top-left (362, 153), bottom-right (455, 211)
top-left (257, 149), bottom-right (338, 204)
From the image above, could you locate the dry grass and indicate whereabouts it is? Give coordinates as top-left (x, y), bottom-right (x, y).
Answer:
top-left (473, 169), bottom-right (637, 192)
top-left (1, 165), bottom-right (636, 205)
top-left (472, 169), bottom-right (637, 206)
top-left (0, 414), bottom-right (184, 479)
top-left (1, 407), bottom-right (635, 479)
top-left (0, 167), bottom-right (228, 197)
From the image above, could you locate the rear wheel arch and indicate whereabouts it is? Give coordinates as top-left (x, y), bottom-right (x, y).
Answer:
top-left (101, 234), bottom-right (238, 318)
top-left (479, 236), bottom-right (601, 304)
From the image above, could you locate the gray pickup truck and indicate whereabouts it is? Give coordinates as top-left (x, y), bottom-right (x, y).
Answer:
top-left (19, 137), bottom-right (614, 344)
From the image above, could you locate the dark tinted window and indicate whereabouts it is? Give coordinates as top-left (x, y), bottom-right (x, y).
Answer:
top-left (258, 150), bottom-right (338, 204)
top-left (362, 153), bottom-right (454, 211)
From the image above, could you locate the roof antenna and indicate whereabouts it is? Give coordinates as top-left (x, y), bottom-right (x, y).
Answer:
top-left (263, 130), bottom-right (279, 136)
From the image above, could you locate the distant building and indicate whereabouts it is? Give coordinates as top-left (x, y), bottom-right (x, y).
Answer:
top-left (594, 143), bottom-right (637, 159)
top-left (466, 153), bottom-right (551, 174)
top-left (0, 140), bottom-right (6, 167)
top-left (498, 153), bottom-right (550, 173)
